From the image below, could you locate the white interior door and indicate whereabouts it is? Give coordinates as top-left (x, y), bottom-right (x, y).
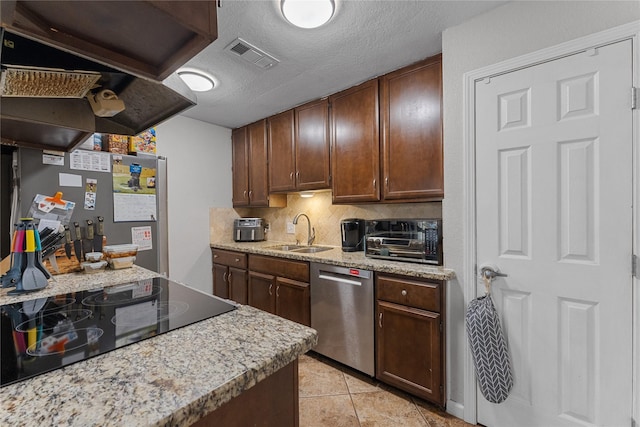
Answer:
top-left (475, 39), bottom-right (634, 426)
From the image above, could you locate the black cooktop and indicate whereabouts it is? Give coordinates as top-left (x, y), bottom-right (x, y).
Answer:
top-left (0, 277), bottom-right (236, 387)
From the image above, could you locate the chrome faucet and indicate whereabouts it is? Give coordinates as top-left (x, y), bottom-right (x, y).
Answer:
top-left (293, 213), bottom-right (315, 246)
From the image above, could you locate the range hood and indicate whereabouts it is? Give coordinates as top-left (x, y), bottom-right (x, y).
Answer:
top-left (0, 30), bottom-right (197, 151)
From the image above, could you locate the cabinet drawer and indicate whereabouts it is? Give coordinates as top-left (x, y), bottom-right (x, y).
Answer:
top-left (212, 249), bottom-right (247, 268)
top-left (376, 274), bottom-right (441, 312)
top-left (249, 254), bottom-right (309, 282)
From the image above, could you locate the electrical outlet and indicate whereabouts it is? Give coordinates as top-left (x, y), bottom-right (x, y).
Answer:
top-left (286, 221), bottom-right (295, 234)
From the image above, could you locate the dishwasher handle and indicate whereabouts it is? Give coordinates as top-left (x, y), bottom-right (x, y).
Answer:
top-left (317, 273), bottom-right (363, 286)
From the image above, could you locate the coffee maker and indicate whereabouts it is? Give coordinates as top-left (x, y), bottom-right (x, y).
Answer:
top-left (340, 218), bottom-right (365, 252)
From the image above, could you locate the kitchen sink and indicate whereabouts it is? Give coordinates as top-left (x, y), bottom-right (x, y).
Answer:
top-left (266, 245), bottom-right (333, 253)
top-left (266, 244), bottom-right (307, 251)
top-left (291, 246), bottom-right (333, 253)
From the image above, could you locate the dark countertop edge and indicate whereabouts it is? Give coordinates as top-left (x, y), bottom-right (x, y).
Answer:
top-left (210, 241), bottom-right (456, 281)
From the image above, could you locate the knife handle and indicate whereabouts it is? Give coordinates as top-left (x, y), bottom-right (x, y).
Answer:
top-left (86, 220), bottom-right (94, 240)
top-left (65, 225), bottom-right (72, 244)
top-left (97, 216), bottom-right (104, 236)
top-left (74, 222), bottom-right (81, 240)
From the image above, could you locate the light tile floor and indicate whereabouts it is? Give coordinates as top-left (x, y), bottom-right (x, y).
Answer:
top-left (299, 352), bottom-right (474, 427)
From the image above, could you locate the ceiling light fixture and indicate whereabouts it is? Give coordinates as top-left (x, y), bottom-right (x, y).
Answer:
top-left (177, 69), bottom-right (215, 92)
top-left (281, 0), bottom-right (335, 29)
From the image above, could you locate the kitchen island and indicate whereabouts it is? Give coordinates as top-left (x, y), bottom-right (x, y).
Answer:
top-left (0, 266), bottom-right (317, 426)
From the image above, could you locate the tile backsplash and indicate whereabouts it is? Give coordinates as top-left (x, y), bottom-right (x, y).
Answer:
top-left (210, 191), bottom-right (442, 246)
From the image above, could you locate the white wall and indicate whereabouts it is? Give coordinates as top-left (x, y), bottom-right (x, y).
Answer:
top-left (441, 0), bottom-right (640, 416)
top-left (156, 115), bottom-right (232, 293)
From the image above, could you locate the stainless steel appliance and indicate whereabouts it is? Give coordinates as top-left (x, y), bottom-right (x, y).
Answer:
top-left (233, 218), bottom-right (265, 242)
top-left (340, 218), bottom-right (365, 252)
top-left (14, 148), bottom-right (169, 275)
top-left (310, 262), bottom-right (374, 376)
top-left (0, 277), bottom-right (236, 387)
top-left (365, 218), bottom-right (442, 265)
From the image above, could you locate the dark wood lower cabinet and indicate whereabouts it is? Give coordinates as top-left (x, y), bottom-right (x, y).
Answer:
top-left (376, 301), bottom-right (443, 405)
top-left (248, 271), bottom-right (277, 314)
top-left (212, 249), bottom-right (248, 305)
top-left (190, 359), bottom-right (299, 427)
top-left (375, 273), bottom-right (445, 407)
top-left (275, 277), bottom-right (310, 327)
top-left (247, 255), bottom-right (311, 327)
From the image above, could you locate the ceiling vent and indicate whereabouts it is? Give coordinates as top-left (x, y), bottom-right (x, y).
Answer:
top-left (224, 38), bottom-right (279, 70)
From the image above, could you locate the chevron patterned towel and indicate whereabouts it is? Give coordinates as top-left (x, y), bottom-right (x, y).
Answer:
top-left (466, 294), bottom-right (513, 403)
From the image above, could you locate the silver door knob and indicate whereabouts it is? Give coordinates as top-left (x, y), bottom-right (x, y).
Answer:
top-left (480, 265), bottom-right (508, 280)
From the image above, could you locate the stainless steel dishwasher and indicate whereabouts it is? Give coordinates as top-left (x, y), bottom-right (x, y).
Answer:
top-left (310, 262), bottom-right (374, 376)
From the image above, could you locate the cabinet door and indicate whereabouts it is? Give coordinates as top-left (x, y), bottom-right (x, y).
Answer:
top-left (376, 300), bottom-right (443, 405)
top-left (380, 55), bottom-right (443, 201)
top-left (330, 79), bottom-right (380, 203)
top-left (229, 267), bottom-right (248, 305)
top-left (268, 110), bottom-right (296, 192)
top-left (248, 271), bottom-right (276, 314)
top-left (276, 277), bottom-right (310, 326)
top-left (247, 120), bottom-right (270, 206)
top-left (295, 98), bottom-right (330, 190)
top-left (231, 127), bottom-right (249, 206)
top-left (213, 264), bottom-right (229, 299)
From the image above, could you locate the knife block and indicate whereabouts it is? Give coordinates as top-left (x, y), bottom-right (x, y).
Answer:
top-left (44, 236), bottom-right (107, 275)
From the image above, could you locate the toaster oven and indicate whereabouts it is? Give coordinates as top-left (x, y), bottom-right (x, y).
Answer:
top-left (364, 218), bottom-right (442, 265)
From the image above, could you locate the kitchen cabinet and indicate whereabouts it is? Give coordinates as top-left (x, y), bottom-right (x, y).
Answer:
top-left (329, 79), bottom-right (381, 203)
top-left (192, 360), bottom-right (299, 427)
top-left (232, 121), bottom-right (286, 207)
top-left (268, 99), bottom-right (330, 193)
top-left (0, 1), bottom-right (218, 81)
top-left (248, 255), bottom-right (311, 326)
top-left (380, 54), bottom-right (443, 201)
top-left (212, 249), bottom-right (248, 304)
top-left (376, 273), bottom-right (445, 406)
top-left (295, 98), bottom-right (331, 190)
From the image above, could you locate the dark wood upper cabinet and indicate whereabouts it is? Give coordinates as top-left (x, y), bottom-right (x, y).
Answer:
top-left (0, 1), bottom-right (218, 81)
top-left (232, 127), bottom-right (249, 207)
top-left (380, 54), bottom-right (443, 201)
top-left (268, 110), bottom-right (296, 192)
top-left (233, 121), bottom-right (286, 208)
top-left (295, 98), bottom-right (330, 190)
top-left (268, 100), bottom-right (330, 193)
top-left (247, 120), bottom-right (270, 206)
top-left (330, 80), bottom-right (380, 204)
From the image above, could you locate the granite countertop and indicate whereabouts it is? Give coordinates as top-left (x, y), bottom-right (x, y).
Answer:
top-left (0, 267), bottom-right (317, 427)
top-left (210, 240), bottom-right (456, 281)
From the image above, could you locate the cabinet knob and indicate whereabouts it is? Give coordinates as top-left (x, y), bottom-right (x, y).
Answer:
top-left (401, 289), bottom-right (407, 296)
top-left (290, 172), bottom-right (294, 181)
top-left (373, 179), bottom-right (377, 189)
top-left (269, 284), bottom-right (273, 296)
top-left (243, 190), bottom-right (248, 199)
top-left (235, 258), bottom-right (240, 262)
top-left (223, 272), bottom-right (228, 282)
top-left (385, 177), bottom-right (389, 189)
top-left (276, 285), bottom-right (280, 298)
top-left (228, 272), bottom-right (232, 282)
top-left (379, 312), bottom-right (383, 328)
top-left (214, 254), bottom-right (218, 259)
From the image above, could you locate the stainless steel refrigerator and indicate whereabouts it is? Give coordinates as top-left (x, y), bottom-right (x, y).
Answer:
top-left (13, 147), bottom-right (168, 275)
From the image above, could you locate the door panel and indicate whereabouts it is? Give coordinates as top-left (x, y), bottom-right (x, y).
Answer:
top-left (475, 40), bottom-right (633, 426)
top-left (268, 110), bottom-right (296, 192)
top-left (213, 264), bottom-right (229, 300)
top-left (231, 128), bottom-right (248, 206)
top-left (248, 271), bottom-right (275, 314)
top-left (247, 120), bottom-right (269, 206)
top-left (275, 277), bottom-right (310, 326)
top-left (295, 98), bottom-right (330, 190)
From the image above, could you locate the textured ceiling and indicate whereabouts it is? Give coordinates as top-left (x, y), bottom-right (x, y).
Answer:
top-left (179, 0), bottom-right (507, 129)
